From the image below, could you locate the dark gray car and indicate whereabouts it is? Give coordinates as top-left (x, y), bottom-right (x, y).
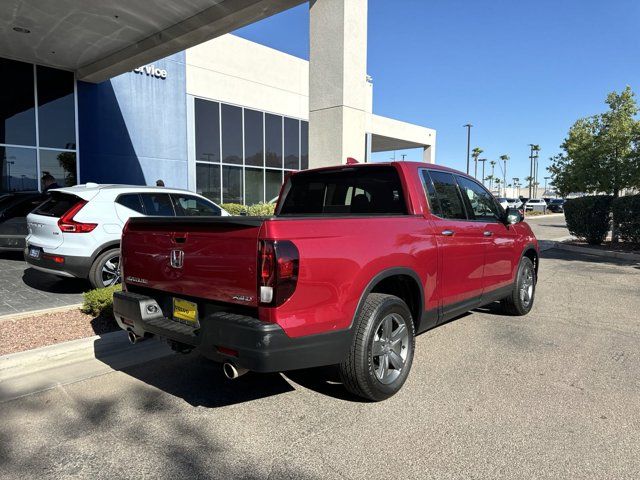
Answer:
top-left (0, 192), bottom-right (47, 251)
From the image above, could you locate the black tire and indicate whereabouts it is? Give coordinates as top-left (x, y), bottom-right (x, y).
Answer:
top-left (501, 256), bottom-right (536, 316)
top-left (88, 248), bottom-right (121, 289)
top-left (339, 293), bottom-right (415, 401)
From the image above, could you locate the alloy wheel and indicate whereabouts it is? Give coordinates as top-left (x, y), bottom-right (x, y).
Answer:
top-left (371, 313), bottom-right (410, 385)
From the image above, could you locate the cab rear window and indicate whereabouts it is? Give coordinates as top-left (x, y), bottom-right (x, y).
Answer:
top-left (32, 192), bottom-right (79, 218)
top-left (278, 166), bottom-right (407, 216)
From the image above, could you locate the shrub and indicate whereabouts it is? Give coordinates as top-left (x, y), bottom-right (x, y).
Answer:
top-left (220, 202), bottom-right (275, 216)
top-left (564, 195), bottom-right (613, 245)
top-left (82, 284), bottom-right (122, 317)
top-left (612, 195), bottom-right (640, 243)
top-left (220, 203), bottom-right (247, 216)
top-left (246, 202), bottom-right (276, 216)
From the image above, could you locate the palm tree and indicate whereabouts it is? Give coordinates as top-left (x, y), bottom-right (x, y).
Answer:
top-left (494, 177), bottom-right (501, 194)
top-left (525, 176), bottom-right (534, 198)
top-left (471, 147), bottom-right (483, 179)
top-left (489, 160), bottom-right (496, 190)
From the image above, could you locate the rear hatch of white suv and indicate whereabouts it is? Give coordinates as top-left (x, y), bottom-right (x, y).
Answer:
top-left (25, 190), bottom-right (99, 262)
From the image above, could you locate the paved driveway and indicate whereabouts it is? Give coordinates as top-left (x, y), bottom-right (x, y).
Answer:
top-left (0, 252), bottom-right (87, 316)
top-left (1, 248), bottom-right (639, 479)
top-left (525, 214), bottom-right (570, 241)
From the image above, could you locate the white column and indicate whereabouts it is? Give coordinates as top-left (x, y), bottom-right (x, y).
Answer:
top-left (423, 144), bottom-right (436, 164)
top-left (309, 0), bottom-right (368, 168)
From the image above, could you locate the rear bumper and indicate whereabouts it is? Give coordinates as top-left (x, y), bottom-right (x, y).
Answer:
top-left (113, 291), bottom-right (352, 373)
top-left (23, 247), bottom-right (92, 279)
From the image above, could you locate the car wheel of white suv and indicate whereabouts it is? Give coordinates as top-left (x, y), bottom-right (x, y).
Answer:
top-left (89, 248), bottom-right (121, 288)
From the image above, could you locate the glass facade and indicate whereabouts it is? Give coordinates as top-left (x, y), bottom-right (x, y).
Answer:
top-left (194, 97), bottom-right (308, 204)
top-left (0, 58), bottom-right (77, 193)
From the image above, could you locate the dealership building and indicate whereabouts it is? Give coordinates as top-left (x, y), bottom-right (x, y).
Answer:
top-left (1, 0), bottom-right (436, 205)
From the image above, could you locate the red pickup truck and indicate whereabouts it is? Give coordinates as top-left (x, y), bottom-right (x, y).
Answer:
top-left (114, 162), bottom-right (538, 401)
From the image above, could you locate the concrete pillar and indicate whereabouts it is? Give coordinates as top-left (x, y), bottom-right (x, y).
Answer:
top-left (423, 144), bottom-right (436, 164)
top-left (309, 0), bottom-right (368, 168)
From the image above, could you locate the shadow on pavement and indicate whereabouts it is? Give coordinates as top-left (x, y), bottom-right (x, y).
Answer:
top-left (21, 267), bottom-right (89, 294)
top-left (541, 247), bottom-right (640, 267)
top-left (99, 351), bottom-right (296, 408)
top-left (0, 251), bottom-right (24, 262)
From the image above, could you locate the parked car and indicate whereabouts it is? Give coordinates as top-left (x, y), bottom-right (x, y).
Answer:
top-left (547, 198), bottom-right (565, 213)
top-left (25, 185), bottom-right (228, 288)
top-left (497, 197), bottom-right (522, 210)
top-left (524, 198), bottom-right (547, 213)
top-left (0, 192), bottom-right (47, 252)
top-left (114, 162), bottom-right (539, 401)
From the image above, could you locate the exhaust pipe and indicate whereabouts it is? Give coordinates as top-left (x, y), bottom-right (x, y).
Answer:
top-left (223, 362), bottom-right (249, 380)
top-left (128, 331), bottom-right (147, 345)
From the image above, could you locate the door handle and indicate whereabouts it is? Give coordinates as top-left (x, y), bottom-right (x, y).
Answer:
top-left (441, 230), bottom-right (455, 236)
top-left (483, 231), bottom-right (493, 237)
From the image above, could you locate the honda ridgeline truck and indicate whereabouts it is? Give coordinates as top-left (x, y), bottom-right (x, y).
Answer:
top-left (114, 162), bottom-right (539, 401)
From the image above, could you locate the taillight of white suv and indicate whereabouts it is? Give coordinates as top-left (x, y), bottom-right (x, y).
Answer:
top-left (58, 200), bottom-right (98, 233)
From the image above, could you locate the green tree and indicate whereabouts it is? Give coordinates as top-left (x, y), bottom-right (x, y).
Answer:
top-left (550, 86), bottom-right (640, 197)
top-left (549, 86), bottom-right (640, 240)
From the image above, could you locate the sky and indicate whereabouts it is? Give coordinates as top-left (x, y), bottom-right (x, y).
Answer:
top-left (234, 0), bottom-right (640, 183)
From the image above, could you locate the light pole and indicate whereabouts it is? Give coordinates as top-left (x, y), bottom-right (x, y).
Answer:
top-left (489, 160), bottom-right (496, 191)
top-left (478, 158), bottom-right (487, 186)
top-left (463, 124), bottom-right (473, 175)
top-left (544, 176), bottom-right (551, 196)
top-left (6, 160), bottom-right (15, 191)
top-left (532, 145), bottom-right (541, 197)
top-left (528, 144), bottom-right (535, 198)
top-left (513, 177), bottom-right (520, 198)
top-left (500, 155), bottom-right (509, 197)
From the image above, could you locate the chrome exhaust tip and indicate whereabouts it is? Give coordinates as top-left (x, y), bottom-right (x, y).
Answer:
top-left (223, 362), bottom-right (249, 380)
top-left (128, 331), bottom-right (145, 345)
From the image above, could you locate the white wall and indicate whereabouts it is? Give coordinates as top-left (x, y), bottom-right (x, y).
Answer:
top-left (186, 34), bottom-right (309, 119)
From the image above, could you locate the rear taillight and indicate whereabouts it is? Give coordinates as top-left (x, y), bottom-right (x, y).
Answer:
top-left (258, 240), bottom-right (299, 307)
top-left (58, 200), bottom-right (97, 233)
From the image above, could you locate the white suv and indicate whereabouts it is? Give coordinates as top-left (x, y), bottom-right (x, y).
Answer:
top-left (25, 184), bottom-right (228, 288)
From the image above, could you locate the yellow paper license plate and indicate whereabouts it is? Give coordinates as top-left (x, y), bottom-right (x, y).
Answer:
top-left (173, 298), bottom-right (198, 325)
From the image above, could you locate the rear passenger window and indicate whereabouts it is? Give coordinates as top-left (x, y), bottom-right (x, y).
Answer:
top-left (32, 192), bottom-right (78, 218)
top-left (427, 171), bottom-right (467, 220)
top-left (116, 194), bottom-right (144, 214)
top-left (140, 193), bottom-right (175, 216)
top-left (419, 170), bottom-right (442, 216)
top-left (171, 194), bottom-right (221, 216)
top-left (456, 176), bottom-right (502, 221)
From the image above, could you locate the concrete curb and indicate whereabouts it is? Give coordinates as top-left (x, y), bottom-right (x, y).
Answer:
top-left (0, 330), bottom-right (173, 403)
top-left (550, 242), bottom-right (640, 262)
top-left (524, 213), bottom-right (565, 220)
top-left (0, 304), bottom-right (83, 323)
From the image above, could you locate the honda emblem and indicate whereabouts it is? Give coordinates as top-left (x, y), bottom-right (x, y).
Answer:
top-left (170, 249), bottom-right (184, 269)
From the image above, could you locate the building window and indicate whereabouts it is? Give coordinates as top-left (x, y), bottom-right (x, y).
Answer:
top-left (284, 117), bottom-right (299, 170)
top-left (221, 104), bottom-right (242, 165)
top-left (0, 59), bottom-right (78, 193)
top-left (193, 97), bottom-right (307, 206)
top-left (265, 169), bottom-right (283, 202)
top-left (1, 146), bottom-right (37, 192)
top-left (36, 66), bottom-right (76, 150)
top-left (222, 165), bottom-right (243, 204)
top-left (0, 59), bottom-right (36, 147)
top-left (265, 113), bottom-right (282, 169)
top-left (39, 150), bottom-right (77, 188)
top-left (196, 163), bottom-right (221, 203)
top-left (301, 121), bottom-right (309, 170)
top-left (244, 109), bottom-right (263, 167)
top-left (195, 99), bottom-right (220, 162)
top-left (245, 167), bottom-right (264, 204)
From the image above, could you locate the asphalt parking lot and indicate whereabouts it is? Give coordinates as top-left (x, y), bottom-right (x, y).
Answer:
top-left (1, 246), bottom-right (639, 480)
top-left (0, 252), bottom-right (87, 316)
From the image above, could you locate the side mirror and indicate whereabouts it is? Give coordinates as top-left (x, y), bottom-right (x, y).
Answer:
top-left (505, 207), bottom-right (522, 225)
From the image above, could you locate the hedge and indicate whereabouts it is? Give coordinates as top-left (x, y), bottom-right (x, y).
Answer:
top-left (81, 284), bottom-right (122, 317)
top-left (220, 202), bottom-right (275, 216)
top-left (612, 195), bottom-right (640, 243)
top-left (564, 195), bottom-right (613, 245)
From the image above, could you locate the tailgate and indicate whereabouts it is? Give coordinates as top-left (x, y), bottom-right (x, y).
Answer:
top-left (122, 217), bottom-right (266, 307)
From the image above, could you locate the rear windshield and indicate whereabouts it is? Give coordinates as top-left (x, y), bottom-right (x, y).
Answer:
top-left (278, 166), bottom-right (407, 216)
top-left (32, 192), bottom-right (78, 217)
